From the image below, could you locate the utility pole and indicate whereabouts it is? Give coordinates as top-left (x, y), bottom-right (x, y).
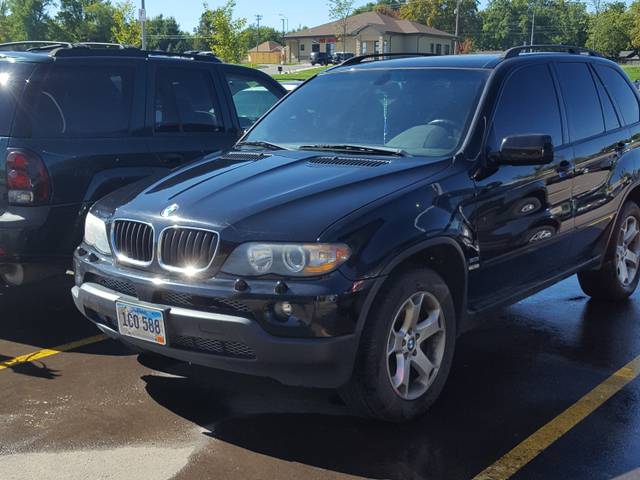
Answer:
top-left (140, 0), bottom-right (147, 50)
top-left (530, 9), bottom-right (535, 46)
top-left (255, 14), bottom-right (263, 51)
top-left (454, 0), bottom-right (461, 54)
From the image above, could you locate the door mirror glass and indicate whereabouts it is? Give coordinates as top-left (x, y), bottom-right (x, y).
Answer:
top-left (496, 134), bottom-right (554, 166)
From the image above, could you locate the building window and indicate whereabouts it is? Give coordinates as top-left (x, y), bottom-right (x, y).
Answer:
top-left (361, 41), bottom-right (367, 54)
top-left (444, 44), bottom-right (450, 55)
top-left (300, 44), bottom-right (305, 51)
top-left (436, 44), bottom-right (442, 55)
top-left (374, 40), bottom-right (380, 54)
top-left (384, 40), bottom-right (389, 53)
top-left (430, 43), bottom-right (434, 53)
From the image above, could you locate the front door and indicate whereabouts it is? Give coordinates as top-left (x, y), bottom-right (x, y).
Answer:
top-left (468, 63), bottom-right (575, 311)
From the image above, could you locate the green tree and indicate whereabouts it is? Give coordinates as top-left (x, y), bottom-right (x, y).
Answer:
top-left (55, 0), bottom-right (116, 42)
top-left (0, 1), bottom-right (10, 42)
top-left (328, 0), bottom-right (355, 51)
top-left (587, 1), bottom-right (632, 57)
top-left (146, 15), bottom-right (193, 51)
top-left (111, 0), bottom-right (141, 46)
top-left (7, 0), bottom-right (53, 41)
top-left (240, 25), bottom-right (281, 52)
top-left (631, 0), bottom-right (640, 53)
top-left (201, 1), bottom-right (246, 63)
top-left (353, 0), bottom-right (403, 16)
top-left (400, 0), bottom-right (480, 41)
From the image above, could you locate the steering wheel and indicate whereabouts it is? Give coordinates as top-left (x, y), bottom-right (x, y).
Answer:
top-left (427, 119), bottom-right (458, 136)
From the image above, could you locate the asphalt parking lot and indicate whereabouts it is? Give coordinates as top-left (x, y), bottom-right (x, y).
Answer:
top-left (1, 275), bottom-right (639, 480)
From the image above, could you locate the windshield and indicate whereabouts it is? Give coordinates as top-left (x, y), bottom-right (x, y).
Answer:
top-left (245, 68), bottom-right (488, 157)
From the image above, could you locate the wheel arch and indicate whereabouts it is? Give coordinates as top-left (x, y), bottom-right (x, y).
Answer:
top-left (356, 237), bottom-right (469, 337)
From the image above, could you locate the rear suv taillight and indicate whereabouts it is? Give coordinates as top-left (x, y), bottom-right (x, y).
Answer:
top-left (6, 150), bottom-right (50, 205)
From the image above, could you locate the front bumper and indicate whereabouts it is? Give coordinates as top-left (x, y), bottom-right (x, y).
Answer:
top-left (72, 282), bottom-right (358, 388)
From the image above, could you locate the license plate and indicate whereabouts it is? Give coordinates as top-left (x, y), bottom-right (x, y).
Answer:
top-left (116, 301), bottom-right (167, 345)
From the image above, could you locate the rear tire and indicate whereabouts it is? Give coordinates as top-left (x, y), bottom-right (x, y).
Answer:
top-left (340, 268), bottom-right (456, 422)
top-left (578, 201), bottom-right (640, 301)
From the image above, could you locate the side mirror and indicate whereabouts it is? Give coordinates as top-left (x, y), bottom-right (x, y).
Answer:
top-left (495, 134), bottom-right (554, 166)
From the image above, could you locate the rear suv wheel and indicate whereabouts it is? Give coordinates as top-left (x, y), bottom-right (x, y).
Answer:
top-left (578, 200), bottom-right (640, 300)
top-left (340, 269), bottom-right (456, 422)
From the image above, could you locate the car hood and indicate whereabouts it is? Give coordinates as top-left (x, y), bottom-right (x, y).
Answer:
top-left (108, 150), bottom-right (451, 242)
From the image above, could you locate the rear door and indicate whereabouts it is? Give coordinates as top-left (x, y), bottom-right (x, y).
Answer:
top-left (559, 61), bottom-right (635, 262)
top-left (219, 65), bottom-right (285, 134)
top-left (146, 61), bottom-right (238, 168)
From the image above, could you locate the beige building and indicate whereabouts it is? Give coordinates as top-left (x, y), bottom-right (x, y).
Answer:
top-left (284, 12), bottom-right (456, 63)
top-left (247, 41), bottom-right (285, 64)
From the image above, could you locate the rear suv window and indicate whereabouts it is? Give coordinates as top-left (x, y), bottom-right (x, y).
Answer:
top-left (0, 62), bottom-right (34, 136)
top-left (595, 65), bottom-right (640, 126)
top-left (24, 64), bottom-right (134, 138)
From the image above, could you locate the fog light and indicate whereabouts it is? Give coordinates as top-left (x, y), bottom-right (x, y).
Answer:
top-left (275, 301), bottom-right (293, 318)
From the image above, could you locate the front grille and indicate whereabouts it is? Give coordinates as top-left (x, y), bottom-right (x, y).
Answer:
top-left (157, 291), bottom-right (252, 315)
top-left (112, 220), bottom-right (154, 264)
top-left (308, 156), bottom-right (391, 168)
top-left (87, 274), bottom-right (137, 297)
top-left (172, 335), bottom-right (255, 359)
top-left (159, 227), bottom-right (218, 271)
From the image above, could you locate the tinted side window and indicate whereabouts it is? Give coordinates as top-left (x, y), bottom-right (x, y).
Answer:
top-left (154, 68), bottom-right (222, 133)
top-left (30, 65), bottom-right (134, 138)
top-left (595, 65), bottom-right (640, 126)
top-left (556, 63), bottom-right (604, 142)
top-left (593, 71), bottom-right (620, 131)
top-left (225, 72), bottom-right (280, 129)
top-left (490, 64), bottom-right (562, 150)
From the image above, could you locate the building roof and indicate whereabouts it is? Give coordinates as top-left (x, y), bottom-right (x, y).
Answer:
top-left (249, 41), bottom-right (284, 52)
top-left (285, 12), bottom-right (454, 40)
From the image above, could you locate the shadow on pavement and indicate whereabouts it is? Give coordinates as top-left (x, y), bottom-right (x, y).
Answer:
top-left (133, 279), bottom-right (640, 479)
top-left (0, 275), bottom-right (132, 358)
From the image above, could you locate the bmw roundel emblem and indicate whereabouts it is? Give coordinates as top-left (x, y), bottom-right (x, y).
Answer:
top-left (161, 203), bottom-right (179, 218)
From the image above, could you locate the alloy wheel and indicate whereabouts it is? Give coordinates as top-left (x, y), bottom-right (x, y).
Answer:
top-left (616, 215), bottom-right (640, 286)
top-left (386, 291), bottom-right (446, 401)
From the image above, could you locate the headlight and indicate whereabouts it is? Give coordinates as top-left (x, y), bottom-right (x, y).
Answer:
top-left (223, 243), bottom-right (351, 277)
top-left (84, 212), bottom-right (111, 255)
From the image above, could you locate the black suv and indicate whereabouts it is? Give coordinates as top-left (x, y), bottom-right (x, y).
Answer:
top-left (310, 51), bottom-right (330, 66)
top-left (72, 47), bottom-right (640, 422)
top-left (331, 52), bottom-right (355, 64)
top-left (0, 43), bottom-right (285, 285)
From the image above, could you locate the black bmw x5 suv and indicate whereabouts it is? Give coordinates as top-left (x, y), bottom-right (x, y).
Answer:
top-left (73, 47), bottom-right (640, 421)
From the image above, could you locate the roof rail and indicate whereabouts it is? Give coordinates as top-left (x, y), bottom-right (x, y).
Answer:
top-left (338, 52), bottom-right (437, 67)
top-left (0, 41), bottom-right (72, 51)
top-left (503, 44), bottom-right (603, 59)
top-left (74, 42), bottom-right (126, 50)
top-left (49, 47), bottom-right (222, 63)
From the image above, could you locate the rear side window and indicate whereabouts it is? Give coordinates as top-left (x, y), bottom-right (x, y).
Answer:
top-left (556, 63), bottom-right (604, 142)
top-left (28, 65), bottom-right (134, 138)
top-left (225, 72), bottom-right (280, 129)
top-left (154, 68), bottom-right (222, 133)
top-left (595, 65), bottom-right (640, 126)
top-left (490, 64), bottom-right (562, 150)
top-left (593, 72), bottom-right (620, 131)
top-left (0, 63), bottom-right (34, 136)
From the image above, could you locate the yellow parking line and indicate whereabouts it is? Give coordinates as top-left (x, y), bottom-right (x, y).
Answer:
top-left (474, 354), bottom-right (640, 480)
top-left (0, 334), bottom-right (107, 372)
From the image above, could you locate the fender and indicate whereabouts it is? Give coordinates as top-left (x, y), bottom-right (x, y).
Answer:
top-left (354, 236), bottom-right (469, 337)
top-left (82, 166), bottom-right (172, 204)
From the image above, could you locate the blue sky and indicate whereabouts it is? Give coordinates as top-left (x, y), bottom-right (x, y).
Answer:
top-left (143, 0), bottom-right (380, 33)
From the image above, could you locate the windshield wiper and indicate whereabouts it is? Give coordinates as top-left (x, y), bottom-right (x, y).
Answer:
top-left (298, 144), bottom-right (408, 157)
top-left (236, 140), bottom-right (286, 151)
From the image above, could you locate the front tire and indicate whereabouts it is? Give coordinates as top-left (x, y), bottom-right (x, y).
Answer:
top-left (340, 268), bottom-right (456, 422)
top-left (578, 201), bottom-right (640, 300)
